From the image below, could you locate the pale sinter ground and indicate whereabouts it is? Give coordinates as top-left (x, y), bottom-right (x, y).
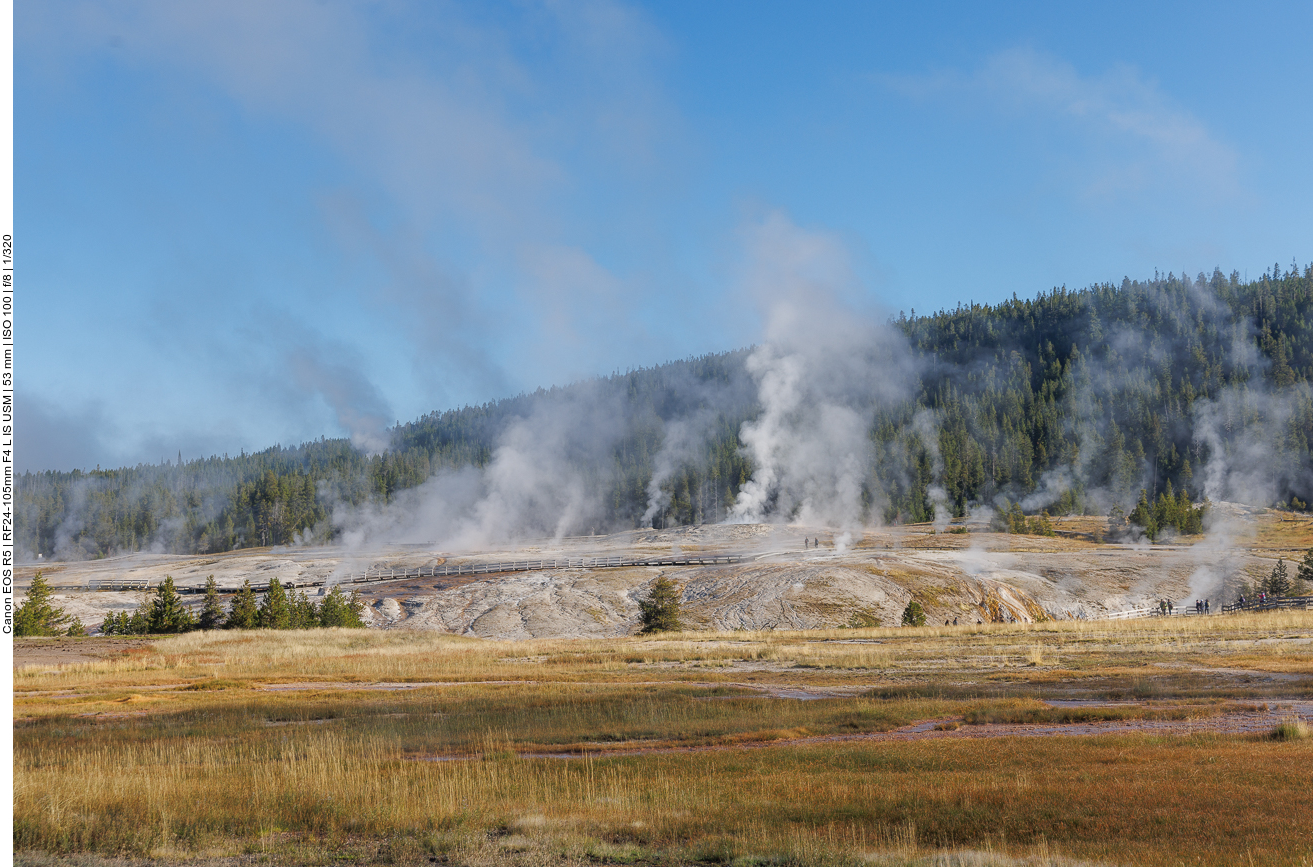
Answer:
top-left (17, 508), bottom-right (1313, 639)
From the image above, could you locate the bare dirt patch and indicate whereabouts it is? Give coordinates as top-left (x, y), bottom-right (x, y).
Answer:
top-left (13, 637), bottom-right (158, 669)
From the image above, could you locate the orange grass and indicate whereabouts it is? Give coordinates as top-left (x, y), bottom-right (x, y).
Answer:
top-left (14, 725), bottom-right (1313, 866)
top-left (12, 613), bottom-right (1313, 865)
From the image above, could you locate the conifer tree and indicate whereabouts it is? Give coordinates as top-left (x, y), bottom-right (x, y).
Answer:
top-left (15, 573), bottom-right (70, 637)
top-left (258, 577), bottom-right (291, 629)
top-left (346, 590), bottom-right (367, 627)
top-left (66, 617), bottom-right (86, 637)
top-left (1028, 510), bottom-right (1055, 536)
top-left (289, 590), bottom-right (319, 629)
top-left (225, 579), bottom-right (260, 629)
top-left (901, 600), bottom-right (927, 627)
top-left (1297, 547), bottom-right (1313, 591)
top-left (126, 606), bottom-right (151, 635)
top-left (317, 585), bottom-right (367, 628)
top-left (317, 586), bottom-right (348, 627)
top-left (149, 576), bottom-right (196, 634)
top-left (638, 576), bottom-right (683, 633)
top-left (198, 575), bottom-right (225, 630)
top-left (1007, 502), bottom-right (1027, 534)
top-left (1266, 560), bottom-right (1292, 597)
top-left (1128, 489), bottom-right (1157, 540)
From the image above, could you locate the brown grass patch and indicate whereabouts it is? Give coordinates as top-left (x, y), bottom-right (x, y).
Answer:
top-left (13, 614), bottom-right (1313, 866)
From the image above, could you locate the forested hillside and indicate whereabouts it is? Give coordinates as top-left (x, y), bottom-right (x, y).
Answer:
top-left (19, 264), bottom-right (1313, 559)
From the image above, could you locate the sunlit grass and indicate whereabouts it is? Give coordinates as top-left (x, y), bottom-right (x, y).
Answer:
top-left (13, 611), bottom-right (1313, 865)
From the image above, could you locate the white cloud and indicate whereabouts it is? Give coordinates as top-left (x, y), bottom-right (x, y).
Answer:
top-left (881, 47), bottom-right (1241, 202)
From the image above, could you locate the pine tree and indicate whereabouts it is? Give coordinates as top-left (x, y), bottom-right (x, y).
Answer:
top-left (317, 586), bottom-right (367, 628)
top-left (317, 586), bottom-right (348, 627)
top-left (126, 606), bottom-right (151, 635)
top-left (1296, 547), bottom-right (1313, 591)
top-left (1028, 510), bottom-right (1055, 536)
top-left (149, 576), bottom-right (196, 634)
top-left (1128, 489), bottom-right (1158, 540)
top-left (1008, 502), bottom-right (1027, 534)
top-left (345, 590), bottom-right (367, 628)
top-left (99, 612), bottom-right (119, 636)
top-left (198, 575), bottom-right (225, 630)
top-left (901, 600), bottom-right (927, 627)
top-left (638, 576), bottom-right (683, 633)
top-left (225, 579), bottom-right (260, 630)
top-left (66, 617), bottom-right (86, 637)
top-left (1266, 560), bottom-right (1292, 597)
top-left (1107, 505), bottom-right (1127, 539)
top-left (15, 572), bottom-right (71, 637)
top-left (258, 577), bottom-right (291, 629)
top-left (289, 590), bottom-right (319, 629)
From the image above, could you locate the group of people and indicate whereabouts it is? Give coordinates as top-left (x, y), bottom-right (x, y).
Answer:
top-left (1158, 598), bottom-right (1211, 615)
top-left (803, 537), bottom-right (823, 549)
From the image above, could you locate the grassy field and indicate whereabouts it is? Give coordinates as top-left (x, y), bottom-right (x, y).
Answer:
top-left (13, 613), bottom-right (1313, 867)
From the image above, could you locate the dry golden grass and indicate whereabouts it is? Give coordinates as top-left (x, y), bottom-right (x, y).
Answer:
top-left (1253, 510), bottom-right (1313, 552)
top-left (13, 612), bottom-right (1313, 866)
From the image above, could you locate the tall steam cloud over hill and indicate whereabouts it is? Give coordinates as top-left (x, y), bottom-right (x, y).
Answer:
top-left (16, 255), bottom-right (1313, 593)
top-left (726, 214), bottom-right (918, 540)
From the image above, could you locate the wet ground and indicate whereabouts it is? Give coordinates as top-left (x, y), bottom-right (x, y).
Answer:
top-left (413, 700), bottom-right (1313, 762)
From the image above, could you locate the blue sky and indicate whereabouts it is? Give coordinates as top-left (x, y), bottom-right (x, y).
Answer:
top-left (17, 0), bottom-right (1313, 472)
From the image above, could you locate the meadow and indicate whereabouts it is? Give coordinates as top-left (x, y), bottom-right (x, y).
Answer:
top-left (13, 613), bottom-right (1313, 867)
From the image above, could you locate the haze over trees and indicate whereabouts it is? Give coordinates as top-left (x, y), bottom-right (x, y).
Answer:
top-left (18, 265), bottom-right (1313, 559)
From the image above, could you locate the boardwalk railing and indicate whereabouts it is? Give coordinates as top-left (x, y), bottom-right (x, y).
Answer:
top-left (1101, 606), bottom-right (1208, 619)
top-left (1104, 596), bottom-right (1313, 619)
top-left (35, 554), bottom-right (744, 595)
top-left (1221, 596), bottom-right (1313, 614)
top-left (1101, 605), bottom-right (1158, 620)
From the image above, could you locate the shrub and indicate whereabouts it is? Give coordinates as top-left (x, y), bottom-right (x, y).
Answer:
top-left (1270, 717), bottom-right (1310, 741)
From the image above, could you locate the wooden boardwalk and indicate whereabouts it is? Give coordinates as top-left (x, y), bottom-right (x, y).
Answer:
top-left (1103, 596), bottom-right (1313, 620)
top-left (41, 554), bottom-right (745, 595)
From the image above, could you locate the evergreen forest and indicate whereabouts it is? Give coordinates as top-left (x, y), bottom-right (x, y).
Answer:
top-left (18, 264), bottom-right (1313, 560)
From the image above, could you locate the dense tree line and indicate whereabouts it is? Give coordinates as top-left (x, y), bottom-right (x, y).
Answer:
top-left (18, 264), bottom-right (1313, 559)
top-left (99, 575), bottom-right (367, 634)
